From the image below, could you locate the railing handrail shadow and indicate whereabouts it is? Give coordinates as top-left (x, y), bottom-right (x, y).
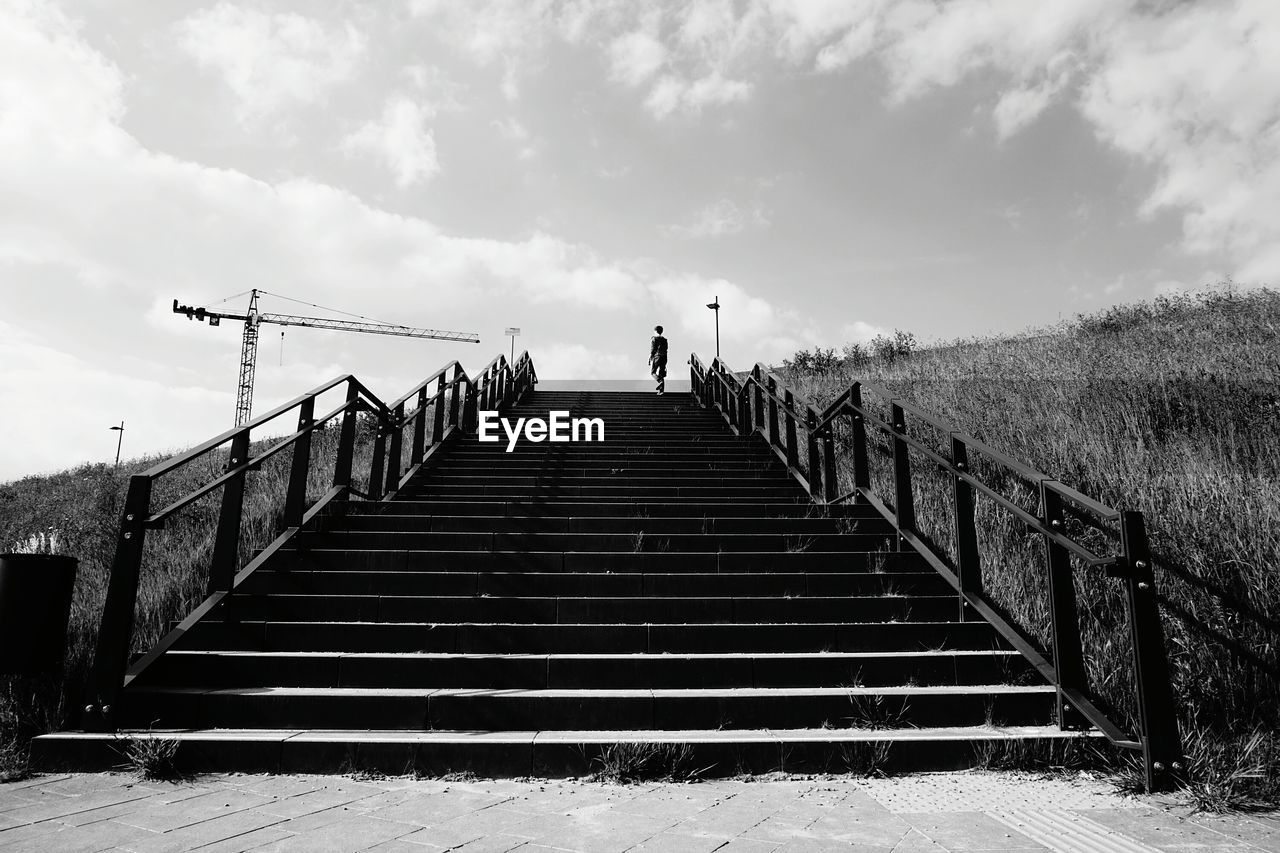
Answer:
top-left (83, 351), bottom-right (538, 731)
top-left (689, 351), bottom-right (1182, 792)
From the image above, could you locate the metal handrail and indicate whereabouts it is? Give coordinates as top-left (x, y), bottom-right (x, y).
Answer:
top-left (83, 352), bottom-right (538, 732)
top-left (689, 352), bottom-right (1183, 792)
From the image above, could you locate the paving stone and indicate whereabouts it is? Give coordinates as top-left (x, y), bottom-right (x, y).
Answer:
top-left (0, 785), bottom-right (158, 825)
top-left (627, 830), bottom-right (738, 852)
top-left (247, 814), bottom-right (420, 852)
top-left (450, 834), bottom-right (532, 853)
top-left (115, 788), bottom-right (276, 832)
top-left (1083, 808), bottom-right (1260, 851)
top-left (121, 807), bottom-right (287, 852)
top-left (365, 790), bottom-right (514, 826)
top-left (195, 825), bottom-right (297, 853)
top-left (711, 839), bottom-right (780, 853)
top-left (0, 816), bottom-right (158, 853)
top-left (897, 812), bottom-right (1048, 850)
top-left (364, 840), bottom-right (445, 853)
top-left (258, 783), bottom-right (384, 818)
top-left (1185, 813), bottom-right (1280, 850)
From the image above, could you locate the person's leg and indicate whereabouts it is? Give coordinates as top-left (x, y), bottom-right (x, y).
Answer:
top-left (656, 364), bottom-right (666, 395)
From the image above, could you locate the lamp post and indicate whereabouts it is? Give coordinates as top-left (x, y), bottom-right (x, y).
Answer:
top-left (706, 296), bottom-right (720, 360)
top-left (109, 421), bottom-right (124, 468)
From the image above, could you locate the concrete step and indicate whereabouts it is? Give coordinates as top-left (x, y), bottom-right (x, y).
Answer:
top-left (215, 594), bottom-right (962, 625)
top-left (332, 515), bottom-right (891, 535)
top-left (175, 619), bottom-right (1007, 653)
top-left (341, 500), bottom-right (873, 518)
top-left (114, 685), bottom-right (1057, 730)
top-left (301, 531), bottom-right (894, 553)
top-left (135, 650), bottom-right (1036, 690)
top-left (33, 726), bottom-right (1101, 776)
top-left (274, 549), bottom-right (918, 574)
top-left (239, 570), bottom-right (951, 597)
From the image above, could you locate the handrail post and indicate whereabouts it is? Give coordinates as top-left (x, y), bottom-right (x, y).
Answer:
top-left (448, 365), bottom-right (463, 428)
top-left (385, 402), bottom-right (405, 495)
top-left (84, 475), bottom-right (152, 731)
top-left (752, 366), bottom-right (764, 433)
top-left (1041, 484), bottom-right (1087, 730)
top-left (951, 435), bottom-right (982, 620)
top-left (737, 386), bottom-right (751, 435)
top-left (208, 427), bottom-right (251, 595)
top-left (805, 407), bottom-right (822, 499)
top-left (411, 388), bottom-right (428, 466)
top-left (783, 389), bottom-right (799, 469)
top-left (766, 375), bottom-right (780, 449)
top-left (283, 396), bottom-right (315, 528)
top-left (821, 423), bottom-right (837, 503)
top-left (332, 381), bottom-right (359, 489)
top-left (848, 384), bottom-right (870, 494)
top-left (1120, 510), bottom-right (1183, 791)
top-left (432, 375), bottom-right (446, 444)
top-left (367, 414), bottom-right (387, 501)
top-left (889, 402), bottom-right (915, 546)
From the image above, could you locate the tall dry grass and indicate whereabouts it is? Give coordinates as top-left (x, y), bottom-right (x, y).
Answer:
top-left (780, 286), bottom-right (1279, 805)
top-left (0, 417), bottom-right (382, 777)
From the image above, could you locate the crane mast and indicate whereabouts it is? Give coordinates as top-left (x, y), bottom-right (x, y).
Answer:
top-left (174, 289), bottom-right (480, 426)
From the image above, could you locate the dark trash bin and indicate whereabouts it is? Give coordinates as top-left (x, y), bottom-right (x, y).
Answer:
top-left (0, 554), bottom-right (78, 675)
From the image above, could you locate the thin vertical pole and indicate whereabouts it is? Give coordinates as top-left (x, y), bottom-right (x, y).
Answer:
top-left (767, 375), bottom-right (780, 450)
top-left (848, 384), bottom-right (870, 493)
top-left (432, 374), bottom-right (446, 445)
top-left (209, 428), bottom-right (251, 595)
top-left (1042, 484), bottom-right (1087, 730)
top-left (890, 402), bottom-right (915, 543)
top-left (411, 388), bottom-right (428, 466)
top-left (783, 389), bottom-right (799, 469)
top-left (385, 403), bottom-right (405, 495)
top-left (283, 397), bottom-right (315, 527)
top-left (332, 382), bottom-right (359, 489)
top-left (1120, 510), bottom-right (1183, 791)
top-left (821, 424), bottom-right (837, 503)
top-left (951, 435), bottom-right (982, 620)
top-left (805, 407), bottom-right (822, 499)
top-left (85, 475), bottom-right (152, 731)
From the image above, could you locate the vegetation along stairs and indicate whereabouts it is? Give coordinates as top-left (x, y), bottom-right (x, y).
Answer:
top-left (35, 352), bottom-right (1180, 784)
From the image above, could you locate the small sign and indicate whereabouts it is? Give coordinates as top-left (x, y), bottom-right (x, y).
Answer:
top-left (504, 327), bottom-right (520, 336)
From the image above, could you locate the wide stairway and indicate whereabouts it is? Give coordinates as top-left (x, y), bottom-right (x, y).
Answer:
top-left (41, 390), bottom-right (1080, 775)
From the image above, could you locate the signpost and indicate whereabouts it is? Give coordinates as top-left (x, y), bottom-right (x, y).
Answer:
top-left (504, 327), bottom-right (520, 364)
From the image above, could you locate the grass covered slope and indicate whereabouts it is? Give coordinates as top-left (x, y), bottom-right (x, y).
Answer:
top-left (0, 423), bottom-right (378, 778)
top-left (781, 288), bottom-right (1279, 806)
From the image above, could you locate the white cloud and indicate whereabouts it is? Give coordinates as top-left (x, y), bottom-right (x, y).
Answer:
top-left (609, 29), bottom-right (667, 86)
top-left (840, 321), bottom-right (887, 344)
top-left (341, 96), bottom-right (440, 188)
top-left (666, 198), bottom-right (769, 239)
top-left (532, 343), bottom-right (639, 379)
top-left (175, 3), bottom-right (366, 122)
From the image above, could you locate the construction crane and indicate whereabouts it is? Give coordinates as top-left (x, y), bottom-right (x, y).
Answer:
top-left (174, 288), bottom-right (480, 426)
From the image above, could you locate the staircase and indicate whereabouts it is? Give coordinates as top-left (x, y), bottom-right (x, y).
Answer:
top-left (37, 389), bottom-right (1089, 775)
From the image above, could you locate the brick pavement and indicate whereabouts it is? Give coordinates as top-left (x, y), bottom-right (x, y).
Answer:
top-left (1, 771), bottom-right (1277, 852)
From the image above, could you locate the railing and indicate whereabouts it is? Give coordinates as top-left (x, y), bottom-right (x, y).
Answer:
top-left (690, 353), bottom-right (1182, 792)
top-left (83, 352), bottom-right (537, 731)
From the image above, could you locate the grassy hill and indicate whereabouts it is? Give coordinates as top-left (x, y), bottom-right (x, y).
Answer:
top-left (779, 286), bottom-right (1279, 807)
top-left (0, 422), bottom-right (379, 778)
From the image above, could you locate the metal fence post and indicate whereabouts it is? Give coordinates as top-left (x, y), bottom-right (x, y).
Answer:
top-left (889, 403), bottom-right (916, 544)
top-left (1041, 485), bottom-right (1088, 730)
top-left (411, 388), bottom-right (428, 466)
top-left (1120, 510), bottom-right (1183, 791)
top-left (767, 375), bottom-right (780, 450)
top-left (821, 424), bottom-right (837, 503)
top-left (448, 366), bottom-right (464, 427)
top-left (849, 384), bottom-right (870, 494)
top-left (367, 415), bottom-right (387, 501)
top-left (950, 435), bottom-right (982, 619)
top-left (432, 375), bottom-right (446, 444)
top-left (283, 396), bottom-right (315, 528)
top-left (84, 475), bottom-right (152, 730)
top-left (753, 366), bottom-right (764, 433)
top-left (385, 403), bottom-right (405, 495)
top-left (805, 407), bottom-right (822, 500)
top-left (332, 382), bottom-right (359, 489)
top-left (783, 389), bottom-right (799, 470)
top-left (208, 428), bottom-right (250, 596)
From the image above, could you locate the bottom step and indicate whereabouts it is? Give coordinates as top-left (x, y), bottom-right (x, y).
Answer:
top-left (33, 727), bottom-right (1104, 778)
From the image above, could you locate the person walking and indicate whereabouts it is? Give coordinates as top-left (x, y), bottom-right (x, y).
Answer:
top-left (649, 325), bottom-right (668, 395)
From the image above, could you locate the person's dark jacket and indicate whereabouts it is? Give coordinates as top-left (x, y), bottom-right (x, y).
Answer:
top-left (649, 335), bottom-right (668, 372)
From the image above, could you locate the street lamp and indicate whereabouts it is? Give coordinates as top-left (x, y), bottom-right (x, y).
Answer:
top-left (109, 421), bottom-right (124, 468)
top-left (706, 296), bottom-right (720, 360)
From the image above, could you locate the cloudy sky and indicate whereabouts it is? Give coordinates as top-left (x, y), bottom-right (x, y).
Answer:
top-left (2, 0), bottom-right (1277, 480)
